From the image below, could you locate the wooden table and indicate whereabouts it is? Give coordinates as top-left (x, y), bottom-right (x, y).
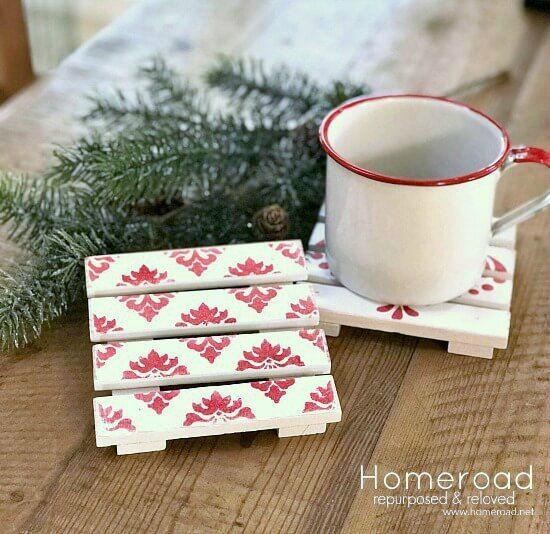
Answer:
top-left (0, 1), bottom-right (548, 532)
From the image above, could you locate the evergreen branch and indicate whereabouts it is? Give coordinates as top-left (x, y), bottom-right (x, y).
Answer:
top-left (0, 55), bottom-right (370, 353)
top-left (81, 113), bottom-right (303, 209)
top-left (83, 81), bottom-right (210, 131)
top-left (83, 90), bottom-right (163, 129)
top-left (158, 192), bottom-right (256, 248)
top-left (321, 79), bottom-right (372, 109)
top-left (139, 56), bottom-right (196, 105)
top-left (205, 55), bottom-right (323, 114)
top-left (205, 55), bottom-right (371, 118)
top-left (0, 167), bottom-right (101, 246)
top-left (0, 229), bottom-right (103, 351)
top-left (0, 218), bottom-right (159, 352)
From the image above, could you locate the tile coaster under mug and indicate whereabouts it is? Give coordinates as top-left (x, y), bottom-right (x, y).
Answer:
top-left (85, 240), bottom-right (341, 455)
top-left (306, 202), bottom-right (516, 359)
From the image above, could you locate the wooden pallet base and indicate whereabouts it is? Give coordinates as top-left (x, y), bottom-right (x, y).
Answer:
top-left (278, 423), bottom-right (327, 437)
top-left (115, 425), bottom-right (330, 454)
top-left (319, 321), bottom-right (341, 337)
top-left (87, 240), bottom-right (344, 455)
top-left (117, 440), bottom-right (167, 455)
top-left (324, 325), bottom-right (495, 359)
top-left (306, 204), bottom-right (517, 359)
top-left (322, 323), bottom-right (341, 338)
top-left (447, 341), bottom-right (494, 359)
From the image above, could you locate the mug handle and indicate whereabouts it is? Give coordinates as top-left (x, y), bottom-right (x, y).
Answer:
top-left (491, 146), bottom-right (550, 234)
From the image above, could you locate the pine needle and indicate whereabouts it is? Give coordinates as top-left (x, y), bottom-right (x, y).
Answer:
top-left (0, 57), bottom-right (370, 353)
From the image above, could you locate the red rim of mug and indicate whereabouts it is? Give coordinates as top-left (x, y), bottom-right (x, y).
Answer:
top-left (318, 94), bottom-right (511, 186)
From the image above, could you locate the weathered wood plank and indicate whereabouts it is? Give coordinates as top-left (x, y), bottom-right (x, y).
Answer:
top-left (0, 0), bottom-right (277, 171)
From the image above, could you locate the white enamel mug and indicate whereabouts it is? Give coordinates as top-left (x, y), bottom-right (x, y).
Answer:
top-left (319, 94), bottom-right (549, 305)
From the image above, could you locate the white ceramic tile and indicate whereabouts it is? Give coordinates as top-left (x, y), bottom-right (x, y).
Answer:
top-left (306, 250), bottom-right (514, 310)
top-left (93, 329), bottom-right (330, 391)
top-left (308, 221), bottom-right (517, 253)
top-left (85, 240), bottom-right (307, 297)
top-left (89, 283), bottom-right (319, 342)
top-left (311, 283), bottom-right (510, 348)
top-left (94, 375), bottom-right (341, 447)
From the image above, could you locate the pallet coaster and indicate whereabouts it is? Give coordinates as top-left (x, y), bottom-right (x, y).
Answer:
top-left (86, 240), bottom-right (341, 454)
top-left (95, 375), bottom-right (341, 454)
top-left (306, 204), bottom-right (517, 359)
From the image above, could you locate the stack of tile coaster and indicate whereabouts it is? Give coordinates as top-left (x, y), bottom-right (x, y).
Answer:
top-left (85, 241), bottom-right (341, 455)
top-left (306, 203), bottom-right (517, 359)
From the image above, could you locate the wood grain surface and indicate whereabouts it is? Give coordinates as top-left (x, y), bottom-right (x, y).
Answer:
top-left (0, 1), bottom-right (548, 533)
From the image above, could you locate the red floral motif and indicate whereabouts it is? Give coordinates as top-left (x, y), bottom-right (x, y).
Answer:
top-left (236, 339), bottom-right (304, 371)
top-left (286, 296), bottom-right (317, 319)
top-left (119, 264), bottom-right (169, 286)
top-left (229, 285), bottom-right (280, 313)
top-left (184, 336), bottom-right (233, 364)
top-left (168, 247), bottom-right (222, 276)
top-left (376, 304), bottom-right (419, 320)
top-left (86, 256), bottom-right (115, 281)
top-left (93, 314), bottom-right (123, 334)
top-left (484, 255), bottom-right (507, 283)
top-left (117, 293), bottom-right (174, 322)
top-left (307, 251), bottom-right (329, 270)
top-left (175, 303), bottom-right (237, 328)
top-left (226, 257), bottom-right (275, 277)
top-left (98, 404), bottom-right (135, 431)
top-left (468, 282), bottom-right (495, 295)
top-left (183, 391), bottom-right (255, 426)
top-left (122, 349), bottom-right (188, 379)
top-left (303, 381), bottom-right (335, 412)
top-left (251, 379), bottom-right (295, 403)
top-left (299, 329), bottom-right (326, 351)
top-left (314, 239), bottom-right (325, 250)
top-left (95, 342), bottom-right (123, 368)
top-left (135, 390), bottom-right (180, 415)
top-left (270, 242), bottom-right (305, 266)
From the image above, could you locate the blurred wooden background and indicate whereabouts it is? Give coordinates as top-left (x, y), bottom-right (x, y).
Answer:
top-left (0, 1), bottom-right (548, 532)
top-left (1, 0), bottom-right (134, 101)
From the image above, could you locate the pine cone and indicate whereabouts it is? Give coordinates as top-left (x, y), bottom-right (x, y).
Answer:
top-left (253, 204), bottom-right (289, 240)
